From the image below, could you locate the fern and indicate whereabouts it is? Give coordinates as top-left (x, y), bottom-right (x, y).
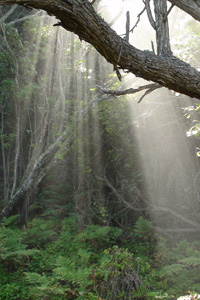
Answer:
top-left (1, 215), bottom-right (19, 227)
top-left (53, 255), bottom-right (92, 288)
top-left (159, 264), bottom-right (183, 277)
top-left (25, 272), bottom-right (65, 298)
top-left (1, 249), bottom-right (39, 261)
top-left (179, 257), bottom-right (200, 267)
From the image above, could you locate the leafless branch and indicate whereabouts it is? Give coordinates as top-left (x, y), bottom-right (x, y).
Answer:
top-left (163, 3), bottom-right (174, 23)
top-left (130, 5), bottom-right (146, 32)
top-left (154, 227), bottom-right (200, 233)
top-left (7, 10), bottom-right (42, 25)
top-left (137, 83), bottom-right (161, 103)
top-left (0, 4), bottom-right (17, 22)
top-left (95, 175), bottom-right (200, 231)
top-left (95, 174), bottom-right (146, 211)
top-left (97, 83), bottom-right (161, 99)
top-left (113, 63), bottom-right (122, 81)
top-left (151, 40), bottom-right (155, 54)
top-left (145, 0), bottom-right (156, 30)
top-left (125, 11), bottom-right (130, 42)
top-left (109, 9), bottom-right (124, 27)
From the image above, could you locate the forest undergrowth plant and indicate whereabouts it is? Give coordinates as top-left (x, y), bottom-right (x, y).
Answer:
top-left (96, 246), bottom-right (143, 300)
top-left (0, 214), bottom-right (199, 300)
top-left (158, 239), bottom-right (200, 297)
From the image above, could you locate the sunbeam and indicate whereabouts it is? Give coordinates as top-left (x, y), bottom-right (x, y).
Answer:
top-left (0, 2), bottom-right (200, 299)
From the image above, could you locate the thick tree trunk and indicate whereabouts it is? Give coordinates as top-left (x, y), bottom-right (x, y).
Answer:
top-left (0, 0), bottom-right (200, 99)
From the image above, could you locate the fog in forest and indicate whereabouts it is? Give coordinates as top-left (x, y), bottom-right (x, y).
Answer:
top-left (0, 1), bottom-right (200, 299)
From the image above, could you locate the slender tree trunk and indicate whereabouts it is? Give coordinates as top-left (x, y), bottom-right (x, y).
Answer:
top-left (10, 107), bottom-right (21, 198)
top-left (153, 0), bottom-right (172, 55)
top-left (1, 102), bottom-right (8, 204)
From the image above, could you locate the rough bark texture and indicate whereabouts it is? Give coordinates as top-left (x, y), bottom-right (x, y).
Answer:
top-left (154, 0), bottom-right (172, 55)
top-left (0, 0), bottom-right (200, 99)
top-left (168, 0), bottom-right (200, 22)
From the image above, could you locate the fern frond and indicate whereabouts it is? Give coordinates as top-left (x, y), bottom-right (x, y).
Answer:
top-left (179, 257), bottom-right (200, 267)
top-left (159, 264), bottom-right (183, 277)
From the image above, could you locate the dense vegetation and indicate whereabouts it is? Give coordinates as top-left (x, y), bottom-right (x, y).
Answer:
top-left (1, 214), bottom-right (200, 300)
top-left (0, 4), bottom-right (200, 300)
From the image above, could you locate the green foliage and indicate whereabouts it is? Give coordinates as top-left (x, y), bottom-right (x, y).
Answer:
top-left (0, 218), bottom-right (39, 266)
top-left (0, 214), bottom-right (200, 299)
top-left (96, 246), bottom-right (143, 300)
top-left (158, 239), bottom-right (200, 297)
top-left (0, 10), bottom-right (200, 300)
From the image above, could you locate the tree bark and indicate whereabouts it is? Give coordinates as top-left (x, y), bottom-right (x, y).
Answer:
top-left (153, 0), bottom-right (172, 55)
top-left (168, 0), bottom-right (200, 22)
top-left (0, 0), bottom-right (200, 99)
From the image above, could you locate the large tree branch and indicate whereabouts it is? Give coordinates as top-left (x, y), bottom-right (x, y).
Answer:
top-left (168, 0), bottom-right (200, 22)
top-left (0, 0), bottom-right (200, 99)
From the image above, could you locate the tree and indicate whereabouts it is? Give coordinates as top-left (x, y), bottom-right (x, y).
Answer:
top-left (1, 0), bottom-right (200, 236)
top-left (0, 0), bottom-right (200, 99)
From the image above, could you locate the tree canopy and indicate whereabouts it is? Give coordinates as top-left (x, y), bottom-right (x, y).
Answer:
top-left (0, 0), bottom-right (200, 99)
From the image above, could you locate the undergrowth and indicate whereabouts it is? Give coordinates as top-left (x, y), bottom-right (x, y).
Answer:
top-left (0, 215), bottom-right (199, 299)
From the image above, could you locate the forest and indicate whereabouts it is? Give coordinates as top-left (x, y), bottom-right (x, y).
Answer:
top-left (0, 0), bottom-right (200, 299)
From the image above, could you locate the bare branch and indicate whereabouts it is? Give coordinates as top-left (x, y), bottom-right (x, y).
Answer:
top-left (137, 84), bottom-right (161, 103)
top-left (0, 4), bottom-right (17, 22)
top-left (163, 3), bottom-right (174, 23)
top-left (113, 63), bottom-right (122, 81)
top-left (151, 40), bottom-right (156, 54)
top-left (145, 0), bottom-right (156, 30)
top-left (155, 227), bottom-right (200, 233)
top-left (130, 5), bottom-right (146, 32)
top-left (7, 10), bottom-right (42, 25)
top-left (109, 8), bottom-right (124, 27)
top-left (167, 0), bottom-right (200, 22)
top-left (95, 175), bottom-right (200, 230)
top-left (153, 206), bottom-right (200, 229)
top-left (97, 83), bottom-right (161, 97)
top-left (125, 11), bottom-right (130, 42)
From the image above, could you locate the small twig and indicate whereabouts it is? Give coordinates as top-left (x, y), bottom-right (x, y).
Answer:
top-left (138, 84), bottom-right (161, 103)
top-left (125, 11), bottom-right (130, 42)
top-left (163, 4), bottom-right (174, 23)
top-left (151, 40), bottom-right (155, 54)
top-left (117, 11), bottom-right (129, 63)
top-left (113, 63), bottom-right (121, 81)
top-left (109, 10), bottom-right (124, 27)
top-left (130, 6), bottom-right (146, 32)
top-left (117, 42), bottom-right (123, 63)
